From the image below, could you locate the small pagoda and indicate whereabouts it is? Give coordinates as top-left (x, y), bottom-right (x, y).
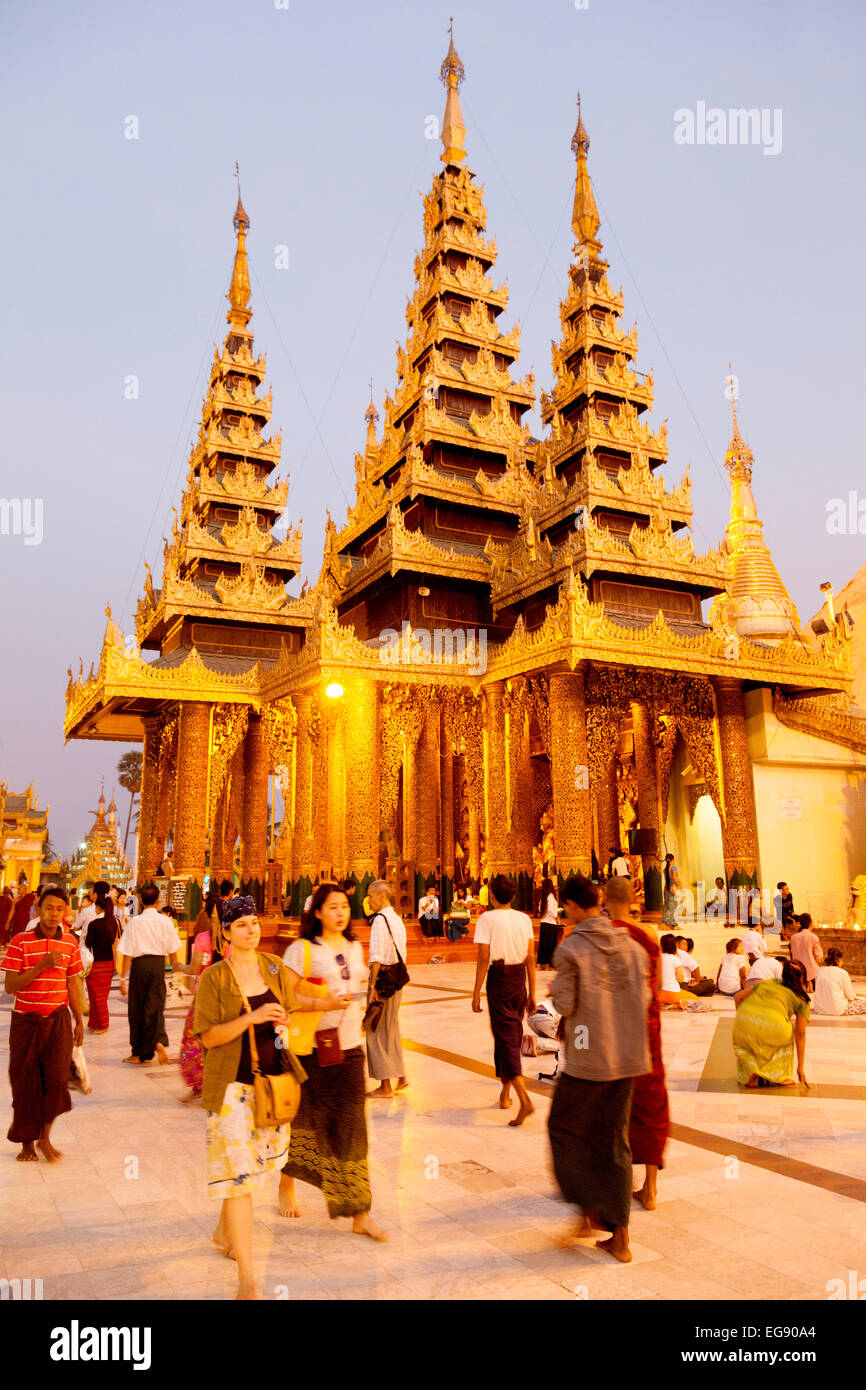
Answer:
top-left (66, 787), bottom-right (132, 893)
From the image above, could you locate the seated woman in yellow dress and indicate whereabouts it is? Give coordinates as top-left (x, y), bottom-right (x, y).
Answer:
top-left (732, 959), bottom-right (811, 1089)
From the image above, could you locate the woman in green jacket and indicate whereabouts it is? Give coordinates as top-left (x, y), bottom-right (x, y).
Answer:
top-left (194, 895), bottom-right (345, 1300)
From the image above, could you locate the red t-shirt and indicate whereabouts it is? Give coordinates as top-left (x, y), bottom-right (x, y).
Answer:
top-left (3, 927), bottom-right (83, 1015)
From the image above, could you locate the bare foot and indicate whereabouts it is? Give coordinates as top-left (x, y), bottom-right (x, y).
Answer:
top-left (745, 1073), bottom-right (760, 1088)
top-left (122, 1056), bottom-right (142, 1065)
top-left (236, 1280), bottom-right (258, 1300)
top-left (17, 1143), bottom-right (38, 1162)
top-left (558, 1215), bottom-right (599, 1246)
top-left (179, 1090), bottom-right (202, 1105)
top-left (395, 1077), bottom-right (409, 1092)
top-left (596, 1230), bottom-right (632, 1263)
top-left (279, 1176), bottom-right (301, 1219)
top-left (498, 1086), bottom-right (512, 1110)
top-left (367, 1085), bottom-right (393, 1098)
top-left (352, 1212), bottom-right (389, 1242)
top-left (37, 1137), bottom-right (62, 1163)
top-left (212, 1229), bottom-right (237, 1260)
top-left (633, 1187), bottom-right (656, 1211)
top-left (156, 1043), bottom-right (170, 1065)
top-left (508, 1100), bottom-right (535, 1128)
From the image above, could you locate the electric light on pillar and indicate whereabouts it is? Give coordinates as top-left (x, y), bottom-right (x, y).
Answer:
top-left (325, 682), bottom-right (344, 700)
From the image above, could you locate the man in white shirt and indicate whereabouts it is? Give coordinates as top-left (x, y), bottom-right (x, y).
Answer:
top-left (472, 874), bottom-right (536, 1127)
top-left (675, 935), bottom-right (714, 996)
top-left (418, 889), bottom-right (441, 939)
top-left (117, 883), bottom-right (182, 1064)
top-left (366, 879), bottom-right (408, 1099)
top-left (747, 954), bottom-right (783, 984)
top-left (705, 877), bottom-right (727, 922)
top-left (607, 848), bottom-right (630, 878)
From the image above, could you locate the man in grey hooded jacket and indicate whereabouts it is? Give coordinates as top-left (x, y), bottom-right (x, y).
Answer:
top-left (548, 875), bottom-right (650, 1263)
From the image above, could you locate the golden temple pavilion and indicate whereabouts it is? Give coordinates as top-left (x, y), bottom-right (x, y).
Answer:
top-left (64, 36), bottom-right (866, 924)
top-left (65, 787), bottom-right (133, 895)
top-left (0, 782), bottom-right (52, 892)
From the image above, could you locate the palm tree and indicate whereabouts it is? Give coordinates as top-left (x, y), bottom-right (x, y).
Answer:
top-left (117, 751), bottom-right (143, 855)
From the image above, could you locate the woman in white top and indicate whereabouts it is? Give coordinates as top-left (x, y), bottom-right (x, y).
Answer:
top-left (279, 884), bottom-right (387, 1242)
top-left (536, 876), bottom-right (561, 969)
top-left (812, 947), bottom-right (866, 1016)
top-left (716, 938), bottom-right (748, 996)
top-left (659, 933), bottom-right (700, 1009)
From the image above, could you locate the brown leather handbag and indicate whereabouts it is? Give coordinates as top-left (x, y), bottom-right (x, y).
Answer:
top-left (232, 968), bottom-right (305, 1127)
top-left (315, 1026), bottom-right (344, 1067)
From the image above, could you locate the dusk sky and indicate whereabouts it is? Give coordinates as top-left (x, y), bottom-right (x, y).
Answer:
top-left (2, 0), bottom-right (864, 858)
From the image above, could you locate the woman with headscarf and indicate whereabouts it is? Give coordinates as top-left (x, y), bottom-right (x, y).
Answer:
top-left (279, 883), bottom-right (388, 1241)
top-left (194, 895), bottom-right (342, 1300)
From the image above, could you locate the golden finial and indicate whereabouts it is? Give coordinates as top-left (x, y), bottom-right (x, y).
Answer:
top-left (570, 91), bottom-right (601, 256)
top-left (228, 165), bottom-right (252, 327)
top-left (364, 381), bottom-right (379, 454)
top-left (440, 19), bottom-right (467, 166)
top-left (724, 367), bottom-right (753, 481)
top-left (571, 92), bottom-right (589, 158)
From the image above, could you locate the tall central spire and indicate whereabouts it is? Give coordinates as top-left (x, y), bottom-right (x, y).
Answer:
top-left (571, 93), bottom-right (601, 260)
top-left (440, 19), bottom-right (467, 166)
top-left (228, 164), bottom-right (252, 329)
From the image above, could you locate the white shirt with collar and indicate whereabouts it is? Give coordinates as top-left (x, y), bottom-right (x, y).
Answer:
top-left (369, 904), bottom-right (408, 966)
top-left (118, 907), bottom-right (182, 959)
top-left (418, 894), bottom-right (439, 918)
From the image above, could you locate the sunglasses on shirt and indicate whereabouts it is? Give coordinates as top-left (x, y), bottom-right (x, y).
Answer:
top-left (334, 952), bottom-right (351, 982)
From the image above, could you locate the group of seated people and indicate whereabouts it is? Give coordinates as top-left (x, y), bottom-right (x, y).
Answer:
top-left (717, 924), bottom-right (866, 1016)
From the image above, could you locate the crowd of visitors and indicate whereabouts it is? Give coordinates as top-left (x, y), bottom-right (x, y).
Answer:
top-left (3, 858), bottom-right (865, 1297)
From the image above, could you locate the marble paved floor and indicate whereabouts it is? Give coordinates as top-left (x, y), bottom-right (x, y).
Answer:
top-left (2, 965), bottom-right (866, 1302)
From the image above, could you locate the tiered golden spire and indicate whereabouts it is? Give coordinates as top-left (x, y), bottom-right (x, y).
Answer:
top-left (364, 382), bottom-right (379, 455)
top-left (718, 381), bottom-right (799, 641)
top-left (571, 93), bottom-right (601, 258)
top-left (228, 163), bottom-right (252, 328)
top-left (440, 19), bottom-right (467, 166)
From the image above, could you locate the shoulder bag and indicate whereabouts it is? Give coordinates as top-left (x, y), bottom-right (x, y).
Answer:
top-left (230, 963), bottom-right (304, 1128)
top-left (287, 938), bottom-right (327, 1057)
top-left (371, 913), bottom-right (410, 998)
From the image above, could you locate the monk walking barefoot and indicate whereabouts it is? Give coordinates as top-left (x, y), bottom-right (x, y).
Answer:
top-left (16, 1141), bottom-right (39, 1162)
top-left (353, 1212), bottom-right (389, 1241)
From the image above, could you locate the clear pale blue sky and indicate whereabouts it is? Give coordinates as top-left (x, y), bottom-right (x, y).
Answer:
top-left (2, 0), bottom-right (864, 857)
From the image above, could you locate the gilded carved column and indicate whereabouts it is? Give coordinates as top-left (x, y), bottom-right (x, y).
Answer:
top-left (714, 677), bottom-right (759, 886)
top-left (292, 692), bottom-right (316, 881)
top-left (240, 713), bottom-right (269, 905)
top-left (548, 669), bottom-right (592, 878)
top-left (595, 762), bottom-right (620, 869)
top-left (511, 702), bottom-right (536, 877)
top-left (415, 700), bottom-right (440, 878)
top-left (173, 702), bottom-right (211, 890)
top-left (326, 707), bottom-right (347, 876)
top-left (344, 678), bottom-right (379, 882)
top-left (484, 682), bottom-right (510, 877)
top-left (631, 701), bottom-right (663, 909)
top-left (440, 707), bottom-right (455, 883)
top-left (136, 717), bottom-right (161, 883)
